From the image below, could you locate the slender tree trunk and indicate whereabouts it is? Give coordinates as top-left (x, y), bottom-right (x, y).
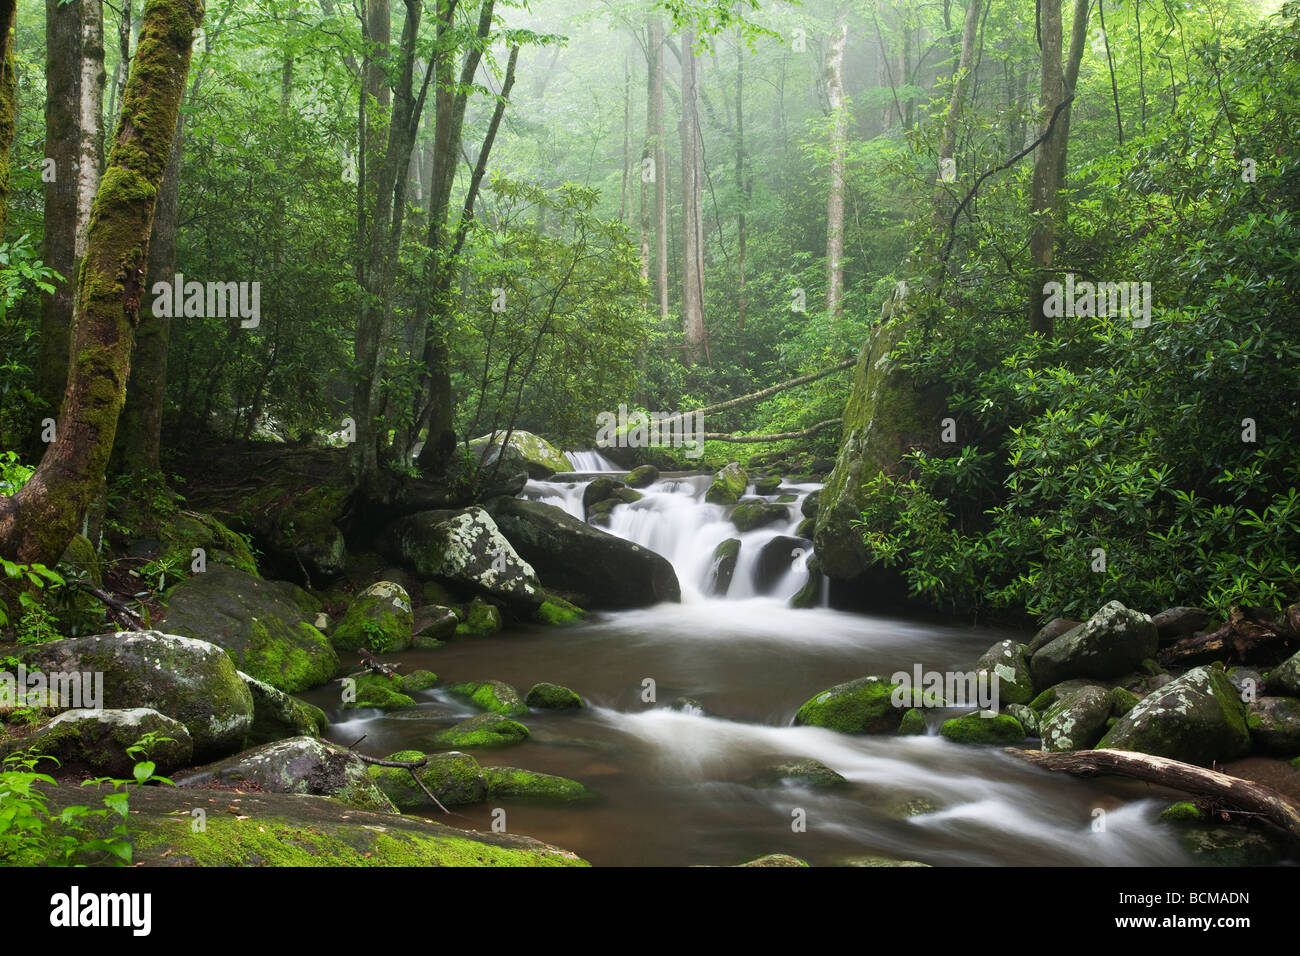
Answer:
top-left (930, 0), bottom-right (982, 263)
top-left (1027, 0), bottom-right (1065, 336)
top-left (0, 0), bottom-right (202, 566)
top-left (650, 17), bottom-right (668, 323)
top-left (824, 8), bottom-right (848, 319)
top-left (619, 52), bottom-right (629, 221)
top-left (680, 25), bottom-right (707, 364)
top-left (0, 0), bottom-right (15, 238)
top-left (638, 30), bottom-right (652, 304)
top-left (735, 35), bottom-right (748, 330)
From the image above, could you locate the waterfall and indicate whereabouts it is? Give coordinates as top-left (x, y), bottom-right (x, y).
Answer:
top-left (524, 471), bottom-right (824, 605)
top-left (564, 449), bottom-right (622, 472)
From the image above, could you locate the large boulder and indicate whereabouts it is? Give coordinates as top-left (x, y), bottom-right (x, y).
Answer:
top-left (10, 708), bottom-right (193, 778)
top-left (623, 465), bottom-right (659, 488)
top-left (1039, 685), bottom-right (1113, 752)
top-left (730, 500), bottom-right (788, 532)
top-left (434, 713), bottom-right (530, 748)
top-left (1245, 697), bottom-right (1300, 755)
top-left (755, 536), bottom-right (807, 593)
top-left (175, 737), bottom-right (396, 813)
top-left (22, 631), bottom-right (254, 761)
top-left (330, 581), bottom-right (415, 654)
top-left (238, 672), bottom-right (328, 746)
top-left (367, 750), bottom-right (487, 809)
top-left (162, 563), bottom-right (338, 693)
top-left (1268, 649), bottom-right (1300, 697)
top-left (469, 430), bottom-right (573, 479)
top-left (525, 682), bottom-right (584, 710)
top-left (973, 640), bottom-right (1035, 706)
top-left (482, 766), bottom-right (593, 802)
top-left (485, 497), bottom-right (680, 608)
top-left (813, 313), bottom-right (948, 582)
top-left (448, 680), bottom-right (527, 716)
top-left (1028, 601), bottom-right (1158, 687)
top-left (707, 538), bottom-right (741, 597)
top-left (794, 676), bottom-right (918, 735)
top-left (705, 463), bottom-right (748, 505)
top-left (1097, 665), bottom-right (1252, 766)
top-left (383, 506), bottom-right (545, 609)
top-left (159, 511), bottom-right (259, 577)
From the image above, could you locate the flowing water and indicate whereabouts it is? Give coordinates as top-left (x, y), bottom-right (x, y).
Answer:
top-left (310, 464), bottom-right (1201, 866)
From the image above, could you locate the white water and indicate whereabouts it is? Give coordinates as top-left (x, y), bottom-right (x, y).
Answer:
top-left (563, 449), bottom-right (622, 472)
top-left (524, 471), bottom-right (822, 604)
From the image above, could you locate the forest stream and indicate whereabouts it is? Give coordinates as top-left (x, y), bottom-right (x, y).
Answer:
top-left (303, 461), bottom-right (1193, 867)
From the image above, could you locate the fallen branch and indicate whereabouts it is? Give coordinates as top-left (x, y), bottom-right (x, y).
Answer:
top-left (356, 648), bottom-right (400, 676)
top-left (654, 359), bottom-right (856, 430)
top-left (701, 419), bottom-right (843, 443)
top-left (352, 751), bottom-right (449, 814)
top-left (1005, 747), bottom-right (1300, 845)
top-left (72, 581), bottom-right (144, 630)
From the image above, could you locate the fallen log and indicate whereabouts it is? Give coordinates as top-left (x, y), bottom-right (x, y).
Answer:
top-left (701, 419), bottom-right (843, 443)
top-left (1005, 747), bottom-right (1300, 845)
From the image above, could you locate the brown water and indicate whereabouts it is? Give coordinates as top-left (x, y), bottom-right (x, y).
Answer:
top-left (304, 599), bottom-right (1198, 867)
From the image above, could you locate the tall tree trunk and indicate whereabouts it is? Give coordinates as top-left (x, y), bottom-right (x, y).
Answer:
top-left (680, 25), bottom-right (707, 364)
top-left (1028, 0), bottom-right (1090, 334)
top-left (0, 0), bottom-right (202, 566)
top-left (106, 0), bottom-right (133, 146)
top-left (824, 8), bottom-right (848, 319)
top-left (0, 0), bottom-right (15, 237)
top-left (735, 35), bottom-right (748, 330)
top-left (930, 0), bottom-right (982, 252)
top-left (650, 17), bottom-right (668, 323)
top-left (36, 0), bottom-right (105, 431)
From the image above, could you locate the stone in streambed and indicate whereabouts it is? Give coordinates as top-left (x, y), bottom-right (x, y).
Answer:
top-left (367, 750), bottom-right (487, 809)
top-left (1246, 697), bottom-right (1300, 755)
top-left (525, 682), bottom-right (584, 710)
top-left (456, 598), bottom-right (502, 636)
top-left (330, 580), bottom-right (414, 654)
top-left (973, 639), bottom-right (1035, 705)
top-left (730, 500), bottom-right (789, 532)
top-left (1039, 685), bottom-right (1113, 752)
top-left (344, 673), bottom-right (416, 711)
top-left (435, 713), bottom-right (530, 748)
top-left (482, 766), bottom-right (594, 802)
top-left (1097, 665), bottom-right (1251, 766)
top-left (708, 538), bottom-right (741, 597)
top-left (794, 675), bottom-right (930, 735)
top-left (449, 679), bottom-right (527, 716)
top-left (622, 465), bottom-right (659, 488)
top-left (939, 712), bottom-right (1025, 745)
top-left (749, 757), bottom-right (847, 789)
top-left (1028, 601), bottom-right (1158, 687)
top-left (239, 671), bottom-right (328, 745)
top-left (705, 462), bottom-right (747, 505)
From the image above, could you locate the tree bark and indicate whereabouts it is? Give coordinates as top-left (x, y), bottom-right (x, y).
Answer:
top-left (680, 25), bottom-right (707, 364)
top-left (734, 35), bottom-right (748, 330)
top-left (0, 0), bottom-right (15, 237)
top-left (0, 0), bottom-right (202, 566)
top-left (1006, 748), bottom-right (1300, 846)
top-left (650, 17), bottom-right (668, 323)
top-left (824, 8), bottom-right (847, 319)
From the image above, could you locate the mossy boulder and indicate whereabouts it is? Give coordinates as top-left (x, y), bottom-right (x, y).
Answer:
top-left (800, 490), bottom-right (820, 519)
top-left (413, 605), bottom-right (458, 647)
top-left (705, 462), bottom-right (748, 504)
top-left (175, 737), bottom-right (395, 813)
top-left (330, 581), bottom-right (415, 654)
top-left (622, 465), bottom-right (659, 488)
top-left (754, 475), bottom-right (782, 494)
top-left (469, 430), bottom-right (573, 479)
top-left (434, 713), bottom-right (530, 748)
top-left (11, 708), bottom-right (193, 778)
top-left (525, 682), bottom-right (584, 710)
top-left (1159, 801), bottom-right (1207, 823)
top-left (1267, 649), bottom-right (1300, 697)
top-left (367, 750), bottom-right (487, 809)
top-left (344, 673), bottom-right (416, 711)
top-left (1028, 601), bottom-right (1158, 688)
top-left (708, 538), bottom-right (741, 597)
top-left (486, 497), bottom-right (681, 608)
top-left (238, 672), bottom-right (328, 746)
top-left (939, 712), bottom-right (1026, 745)
top-left (21, 631), bottom-right (254, 761)
top-left (238, 482), bottom-right (350, 583)
top-left (449, 680), bottom-right (527, 716)
top-left (482, 766), bottom-right (593, 802)
top-left (455, 598), bottom-right (502, 637)
top-left (749, 757), bottom-right (847, 789)
top-left (160, 511), bottom-right (259, 577)
top-left (736, 853), bottom-right (808, 867)
top-left (1024, 617), bottom-right (1080, 658)
top-left (1245, 697), bottom-right (1300, 755)
top-left (731, 500), bottom-right (789, 532)
top-left (1039, 685), bottom-right (1113, 752)
top-left (161, 563), bottom-right (337, 693)
top-left (898, 708), bottom-right (927, 735)
top-left (401, 670), bottom-right (439, 693)
top-left (383, 506), bottom-right (544, 609)
top-left (794, 676), bottom-right (919, 735)
top-left (974, 639), bottom-right (1035, 706)
top-left (1006, 703), bottom-right (1040, 737)
top-left (533, 595), bottom-right (587, 626)
top-left (1097, 665), bottom-right (1251, 766)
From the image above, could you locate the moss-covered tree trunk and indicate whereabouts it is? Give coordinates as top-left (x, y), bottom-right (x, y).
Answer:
top-left (0, 0), bottom-right (203, 566)
top-left (0, 0), bottom-right (17, 236)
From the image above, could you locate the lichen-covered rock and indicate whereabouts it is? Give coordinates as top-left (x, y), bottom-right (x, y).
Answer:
top-left (367, 750), bottom-right (487, 809)
top-left (238, 672), bottom-right (328, 745)
top-left (1097, 665), bottom-right (1251, 766)
top-left (331, 581), bottom-right (414, 654)
top-left (12, 708), bottom-right (193, 778)
top-left (939, 712), bottom-right (1025, 745)
top-left (1040, 685), bottom-right (1113, 752)
top-left (383, 506), bottom-right (544, 609)
top-left (1027, 678), bottom-right (1108, 712)
top-left (469, 430), bottom-right (573, 479)
top-left (1268, 650), bottom-right (1300, 697)
top-left (736, 854), bottom-right (808, 867)
top-left (749, 758), bottom-right (847, 789)
top-left (705, 462), bottom-right (748, 505)
top-left (482, 766), bottom-right (593, 801)
top-left (175, 736), bottom-right (396, 813)
top-left (1245, 697), bottom-right (1300, 755)
top-left (793, 676), bottom-right (920, 735)
top-left (434, 713), bottom-right (530, 748)
top-left (161, 563), bottom-right (337, 693)
top-left (344, 673), bottom-right (416, 711)
top-left (974, 639), bottom-right (1035, 706)
top-left (730, 500), bottom-right (789, 532)
top-left (455, 598), bottom-right (502, 637)
top-left (525, 682), bottom-right (584, 710)
top-left (160, 511), bottom-right (259, 578)
top-left (1023, 618), bottom-right (1080, 658)
top-left (708, 538), bottom-right (741, 597)
top-left (1006, 703), bottom-right (1040, 737)
top-left (1028, 601), bottom-right (1158, 687)
top-left (22, 631), bottom-right (254, 761)
top-left (622, 465), bottom-right (659, 488)
top-left (449, 680), bottom-right (527, 716)
top-left (484, 497), bottom-right (680, 608)
top-left (401, 670), bottom-right (439, 693)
